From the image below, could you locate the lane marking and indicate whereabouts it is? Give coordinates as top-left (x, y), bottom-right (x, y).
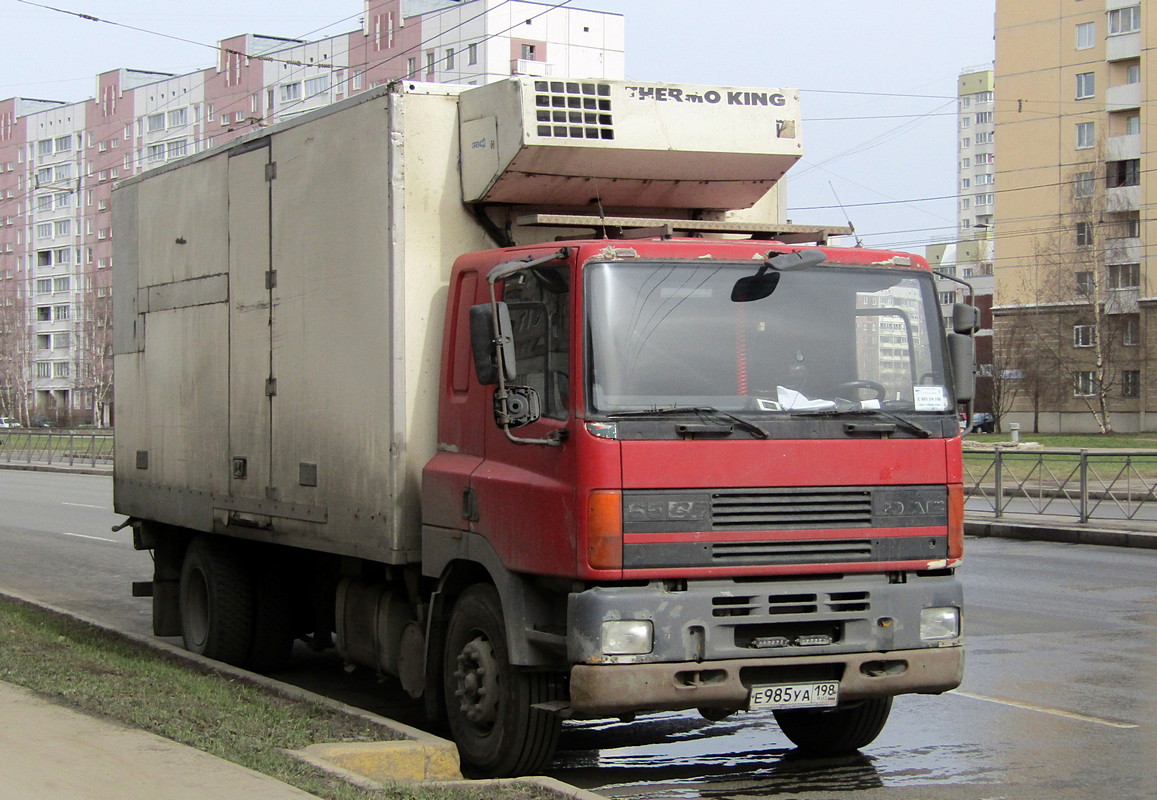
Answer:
top-left (953, 690), bottom-right (1139, 729)
top-left (62, 502), bottom-right (109, 510)
top-left (60, 531), bottom-right (119, 543)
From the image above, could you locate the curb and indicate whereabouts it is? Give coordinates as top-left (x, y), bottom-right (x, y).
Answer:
top-left (966, 519), bottom-right (1157, 549)
top-left (0, 589), bottom-right (605, 799)
top-left (0, 461), bottom-right (112, 476)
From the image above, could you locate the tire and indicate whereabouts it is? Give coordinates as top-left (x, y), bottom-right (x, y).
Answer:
top-left (179, 536), bottom-right (254, 666)
top-left (443, 584), bottom-right (562, 777)
top-left (773, 696), bottom-right (893, 755)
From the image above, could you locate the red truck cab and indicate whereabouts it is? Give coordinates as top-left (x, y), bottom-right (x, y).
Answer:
top-left (421, 237), bottom-right (967, 774)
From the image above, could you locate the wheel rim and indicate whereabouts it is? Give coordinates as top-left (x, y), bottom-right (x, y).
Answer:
top-left (453, 634), bottom-right (501, 729)
top-left (184, 567), bottom-right (210, 649)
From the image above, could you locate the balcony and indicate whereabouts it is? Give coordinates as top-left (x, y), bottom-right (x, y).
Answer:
top-left (1106, 133), bottom-right (1141, 160)
top-left (1106, 82), bottom-right (1141, 112)
top-left (1105, 287), bottom-right (1140, 315)
top-left (1106, 32), bottom-right (1141, 61)
top-left (1106, 184), bottom-right (1140, 212)
top-left (510, 59), bottom-right (552, 77)
top-left (1105, 236), bottom-right (1142, 264)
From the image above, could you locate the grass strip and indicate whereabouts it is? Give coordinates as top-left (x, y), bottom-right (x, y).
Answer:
top-left (0, 597), bottom-right (554, 800)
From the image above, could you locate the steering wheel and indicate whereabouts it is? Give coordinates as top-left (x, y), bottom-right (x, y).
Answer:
top-left (838, 380), bottom-right (887, 402)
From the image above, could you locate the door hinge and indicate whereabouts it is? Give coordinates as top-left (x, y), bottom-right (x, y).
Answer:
top-left (265, 378), bottom-right (277, 397)
top-left (265, 162), bottom-right (277, 181)
top-left (265, 269), bottom-right (277, 289)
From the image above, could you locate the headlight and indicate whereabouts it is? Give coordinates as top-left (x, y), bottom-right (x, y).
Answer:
top-left (920, 607), bottom-right (960, 640)
top-left (601, 620), bottom-right (653, 655)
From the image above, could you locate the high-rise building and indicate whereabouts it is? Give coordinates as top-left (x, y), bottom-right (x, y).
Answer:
top-left (929, 66), bottom-right (996, 420)
top-left (994, 1), bottom-right (1146, 432)
top-left (0, 0), bottom-right (625, 426)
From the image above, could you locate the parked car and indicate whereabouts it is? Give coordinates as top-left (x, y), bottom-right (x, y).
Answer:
top-left (970, 412), bottom-right (996, 433)
top-left (0, 417), bottom-right (19, 428)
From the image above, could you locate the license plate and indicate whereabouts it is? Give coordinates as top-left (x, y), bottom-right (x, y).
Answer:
top-left (749, 681), bottom-right (839, 710)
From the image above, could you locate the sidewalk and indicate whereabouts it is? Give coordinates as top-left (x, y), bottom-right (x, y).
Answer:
top-left (0, 680), bottom-right (322, 800)
top-left (966, 510), bottom-right (1157, 549)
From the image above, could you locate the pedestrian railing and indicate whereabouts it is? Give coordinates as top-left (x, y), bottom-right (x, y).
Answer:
top-left (0, 430), bottom-right (114, 468)
top-left (963, 446), bottom-right (1157, 523)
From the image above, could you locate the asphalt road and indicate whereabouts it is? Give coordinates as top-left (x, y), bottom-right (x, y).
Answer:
top-left (3, 470), bottom-right (1157, 798)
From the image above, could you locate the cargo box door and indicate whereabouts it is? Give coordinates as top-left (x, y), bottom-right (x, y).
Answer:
top-left (226, 144), bottom-right (273, 500)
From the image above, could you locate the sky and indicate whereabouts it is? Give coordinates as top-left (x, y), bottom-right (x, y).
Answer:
top-left (2, 0), bottom-right (995, 252)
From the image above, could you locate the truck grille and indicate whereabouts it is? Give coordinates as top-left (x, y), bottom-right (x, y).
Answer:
top-left (712, 589), bottom-right (871, 618)
top-left (711, 540), bottom-right (873, 565)
top-left (711, 488), bottom-right (873, 530)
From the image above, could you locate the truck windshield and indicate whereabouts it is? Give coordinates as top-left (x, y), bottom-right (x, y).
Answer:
top-left (585, 260), bottom-right (953, 418)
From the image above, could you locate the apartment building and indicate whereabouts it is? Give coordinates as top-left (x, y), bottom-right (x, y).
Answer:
top-left (994, 0), bottom-right (1148, 432)
top-left (929, 67), bottom-right (996, 419)
top-left (0, 0), bottom-right (625, 425)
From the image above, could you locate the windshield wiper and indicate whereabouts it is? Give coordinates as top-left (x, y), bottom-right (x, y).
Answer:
top-left (787, 405), bottom-right (934, 438)
top-left (608, 406), bottom-right (770, 439)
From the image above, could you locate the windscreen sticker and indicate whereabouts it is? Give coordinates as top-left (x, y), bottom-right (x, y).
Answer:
top-left (913, 385), bottom-right (950, 412)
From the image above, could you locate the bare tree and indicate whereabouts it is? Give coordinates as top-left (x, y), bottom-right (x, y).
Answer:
top-left (1000, 148), bottom-right (1141, 433)
top-left (75, 289), bottom-right (113, 427)
top-left (0, 290), bottom-right (32, 425)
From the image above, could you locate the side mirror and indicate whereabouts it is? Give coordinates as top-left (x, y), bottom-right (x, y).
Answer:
top-left (469, 302), bottom-right (516, 384)
top-left (947, 332), bottom-right (975, 402)
top-left (952, 303), bottom-right (980, 335)
top-left (732, 248), bottom-right (826, 302)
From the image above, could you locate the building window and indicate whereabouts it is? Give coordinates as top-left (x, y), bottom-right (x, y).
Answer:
top-left (147, 113), bottom-right (165, 132)
top-left (975, 192), bottom-right (994, 207)
top-left (280, 82), bottom-right (302, 102)
top-left (1076, 121), bottom-right (1095, 149)
top-left (36, 334), bottom-right (51, 349)
top-left (53, 361), bottom-right (70, 378)
top-left (976, 91), bottom-right (994, 103)
top-left (1076, 270), bottom-right (1094, 296)
top-left (961, 198), bottom-right (971, 209)
top-left (36, 362), bottom-right (51, 379)
top-left (1123, 315), bottom-right (1141, 346)
top-left (1108, 262), bottom-right (1140, 289)
top-left (54, 332), bottom-right (69, 349)
top-left (961, 116), bottom-right (971, 129)
top-left (1075, 371), bottom-right (1098, 396)
top-left (54, 135), bottom-right (72, 152)
top-left (54, 304), bottom-right (70, 321)
top-left (961, 137), bottom-right (971, 148)
top-left (36, 223), bottom-right (52, 239)
top-left (36, 195), bottom-right (52, 212)
top-left (1108, 6), bottom-right (1141, 35)
top-left (406, 57), bottom-right (417, 77)
top-left (35, 279), bottom-right (51, 294)
top-left (56, 193), bottom-right (70, 208)
top-left (1076, 221), bottom-right (1094, 247)
top-left (426, 51), bottom-right (435, 73)
top-left (147, 143), bottom-right (165, 163)
top-left (1127, 115), bottom-right (1141, 135)
top-left (1074, 324), bottom-right (1096, 348)
top-left (962, 157), bottom-right (971, 168)
top-left (975, 131), bottom-right (994, 145)
top-left (975, 173), bottom-right (994, 185)
top-left (1108, 158), bottom-right (1140, 187)
top-left (1128, 63), bottom-right (1141, 83)
top-left (53, 276), bottom-right (69, 293)
top-left (975, 111), bottom-right (993, 124)
top-left (469, 43), bottom-right (478, 65)
top-left (1124, 212), bottom-right (1141, 238)
top-left (305, 76), bottom-right (329, 96)
top-left (962, 178), bottom-right (971, 189)
top-left (167, 139), bottom-right (187, 159)
top-left (1077, 21), bottom-right (1096, 49)
top-left (1074, 171), bottom-right (1095, 198)
top-left (445, 48), bottom-right (455, 70)
top-left (168, 108), bottom-right (187, 127)
top-left (37, 139), bottom-right (53, 156)
top-left (522, 43), bottom-right (537, 60)
top-left (53, 220), bottom-right (70, 237)
top-left (1076, 72), bottom-right (1095, 99)
top-left (1123, 370), bottom-right (1141, 397)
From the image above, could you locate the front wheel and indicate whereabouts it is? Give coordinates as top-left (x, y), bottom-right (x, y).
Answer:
top-left (773, 697), bottom-right (893, 754)
top-left (443, 584), bottom-right (561, 777)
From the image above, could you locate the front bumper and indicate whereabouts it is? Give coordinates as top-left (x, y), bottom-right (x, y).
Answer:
top-left (567, 644), bottom-right (963, 718)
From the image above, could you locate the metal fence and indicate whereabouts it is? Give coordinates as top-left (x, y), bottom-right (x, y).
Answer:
top-left (0, 429), bottom-right (114, 468)
top-left (964, 447), bottom-right (1157, 523)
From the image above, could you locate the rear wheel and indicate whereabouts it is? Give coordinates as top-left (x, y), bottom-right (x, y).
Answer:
top-left (773, 697), bottom-right (893, 754)
top-left (179, 536), bottom-right (253, 666)
top-left (443, 584), bottom-right (561, 777)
